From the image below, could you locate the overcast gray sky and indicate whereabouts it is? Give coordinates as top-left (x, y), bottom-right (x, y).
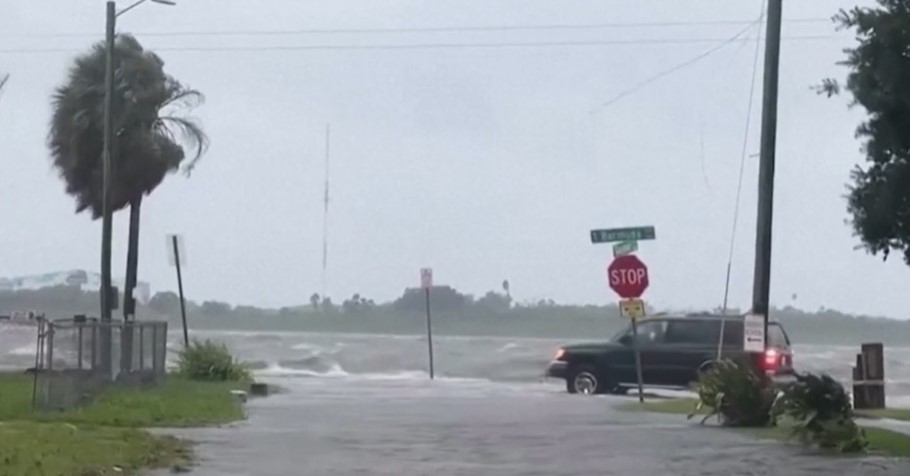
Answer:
top-left (1, 0), bottom-right (906, 318)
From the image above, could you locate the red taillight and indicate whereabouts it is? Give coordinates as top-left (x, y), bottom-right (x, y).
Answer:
top-left (763, 349), bottom-right (779, 369)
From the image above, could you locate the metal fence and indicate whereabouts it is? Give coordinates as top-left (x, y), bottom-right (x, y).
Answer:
top-left (33, 317), bottom-right (168, 410)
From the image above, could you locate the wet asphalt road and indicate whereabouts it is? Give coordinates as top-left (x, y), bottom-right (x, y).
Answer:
top-left (154, 378), bottom-right (910, 476)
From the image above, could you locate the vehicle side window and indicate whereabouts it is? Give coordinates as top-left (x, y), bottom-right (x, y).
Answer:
top-left (634, 320), bottom-right (667, 345)
top-left (664, 320), bottom-right (720, 345)
top-left (768, 324), bottom-right (790, 348)
top-left (721, 321), bottom-right (744, 346)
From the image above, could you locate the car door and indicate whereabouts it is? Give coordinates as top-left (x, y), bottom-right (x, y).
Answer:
top-left (607, 319), bottom-right (667, 385)
top-left (656, 319), bottom-right (720, 386)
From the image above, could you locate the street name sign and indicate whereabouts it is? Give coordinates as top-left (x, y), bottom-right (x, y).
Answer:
top-left (612, 241), bottom-right (638, 257)
top-left (590, 226), bottom-right (655, 244)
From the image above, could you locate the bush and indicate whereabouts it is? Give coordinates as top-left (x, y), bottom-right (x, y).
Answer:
top-left (175, 339), bottom-right (251, 382)
top-left (772, 373), bottom-right (867, 452)
top-left (689, 358), bottom-right (776, 427)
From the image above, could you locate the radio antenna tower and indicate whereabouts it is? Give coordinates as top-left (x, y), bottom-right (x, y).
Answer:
top-left (321, 124), bottom-right (331, 300)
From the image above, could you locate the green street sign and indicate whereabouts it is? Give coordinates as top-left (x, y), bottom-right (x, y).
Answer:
top-left (590, 226), bottom-right (656, 244)
top-left (612, 240), bottom-right (638, 257)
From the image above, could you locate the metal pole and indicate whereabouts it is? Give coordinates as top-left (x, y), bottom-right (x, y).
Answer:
top-left (173, 236), bottom-right (189, 347)
top-left (100, 0), bottom-right (116, 375)
top-left (751, 0), bottom-right (782, 351)
top-left (424, 287), bottom-right (435, 380)
top-left (630, 318), bottom-right (644, 403)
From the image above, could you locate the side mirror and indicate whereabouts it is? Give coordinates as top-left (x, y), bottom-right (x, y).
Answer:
top-left (619, 335), bottom-right (633, 346)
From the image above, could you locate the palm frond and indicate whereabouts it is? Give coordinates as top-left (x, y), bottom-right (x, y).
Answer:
top-left (157, 115), bottom-right (208, 174)
top-left (47, 34), bottom-right (209, 219)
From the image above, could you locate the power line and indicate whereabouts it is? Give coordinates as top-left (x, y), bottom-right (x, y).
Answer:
top-left (6, 17), bottom-right (832, 39)
top-left (722, 1), bottom-right (767, 317)
top-left (590, 19), bottom-right (760, 113)
top-left (0, 34), bottom-right (845, 55)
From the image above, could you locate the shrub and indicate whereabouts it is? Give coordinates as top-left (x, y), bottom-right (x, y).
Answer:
top-left (689, 358), bottom-right (776, 427)
top-left (772, 373), bottom-right (867, 452)
top-left (175, 339), bottom-right (251, 382)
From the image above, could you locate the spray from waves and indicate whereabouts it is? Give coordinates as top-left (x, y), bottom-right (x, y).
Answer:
top-left (258, 362), bottom-right (350, 378)
top-left (254, 362), bottom-right (491, 383)
top-left (497, 343), bottom-right (519, 352)
top-left (8, 345), bottom-right (35, 356)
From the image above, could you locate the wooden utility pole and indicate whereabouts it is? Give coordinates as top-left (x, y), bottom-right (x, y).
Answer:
top-left (751, 0), bottom-right (783, 350)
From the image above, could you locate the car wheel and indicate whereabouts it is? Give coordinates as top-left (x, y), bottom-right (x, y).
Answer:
top-left (567, 365), bottom-right (602, 395)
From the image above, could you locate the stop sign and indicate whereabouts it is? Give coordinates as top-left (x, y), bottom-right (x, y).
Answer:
top-left (607, 255), bottom-right (649, 298)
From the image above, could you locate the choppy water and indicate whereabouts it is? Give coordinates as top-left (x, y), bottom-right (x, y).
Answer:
top-left (5, 324), bottom-right (910, 405)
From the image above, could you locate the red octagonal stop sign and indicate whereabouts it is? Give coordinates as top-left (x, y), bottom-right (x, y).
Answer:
top-left (607, 255), bottom-right (649, 298)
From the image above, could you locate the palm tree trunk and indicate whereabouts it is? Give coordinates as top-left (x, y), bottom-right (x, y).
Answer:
top-left (120, 195), bottom-right (141, 376)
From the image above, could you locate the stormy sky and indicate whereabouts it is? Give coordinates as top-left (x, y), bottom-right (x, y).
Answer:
top-left (1, 0), bottom-right (906, 318)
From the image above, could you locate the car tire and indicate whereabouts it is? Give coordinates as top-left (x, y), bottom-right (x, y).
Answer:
top-left (566, 365), bottom-right (607, 395)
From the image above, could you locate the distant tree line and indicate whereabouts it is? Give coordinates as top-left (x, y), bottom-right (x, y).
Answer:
top-left (1, 283), bottom-right (903, 326)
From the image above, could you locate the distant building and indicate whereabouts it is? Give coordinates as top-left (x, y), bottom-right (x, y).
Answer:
top-left (0, 270), bottom-right (151, 304)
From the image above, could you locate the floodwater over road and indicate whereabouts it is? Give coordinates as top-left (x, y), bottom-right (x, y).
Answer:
top-left (159, 376), bottom-right (910, 475)
top-left (4, 326), bottom-right (910, 474)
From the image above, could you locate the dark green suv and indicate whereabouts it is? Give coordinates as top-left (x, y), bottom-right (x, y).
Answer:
top-left (546, 314), bottom-right (794, 395)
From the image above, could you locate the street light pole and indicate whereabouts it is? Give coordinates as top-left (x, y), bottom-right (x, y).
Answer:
top-left (751, 0), bottom-right (783, 350)
top-left (100, 0), bottom-right (176, 375)
top-left (99, 1), bottom-right (116, 376)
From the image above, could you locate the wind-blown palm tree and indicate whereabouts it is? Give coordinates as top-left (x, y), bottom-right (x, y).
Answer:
top-left (48, 35), bottom-right (207, 364)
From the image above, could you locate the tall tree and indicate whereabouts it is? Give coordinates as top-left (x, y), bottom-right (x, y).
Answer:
top-left (821, 3), bottom-right (910, 264)
top-left (48, 34), bottom-right (207, 372)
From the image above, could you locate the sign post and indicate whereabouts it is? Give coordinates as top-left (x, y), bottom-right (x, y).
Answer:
top-left (167, 234), bottom-right (189, 348)
top-left (595, 225), bottom-right (654, 403)
top-left (421, 268), bottom-right (435, 380)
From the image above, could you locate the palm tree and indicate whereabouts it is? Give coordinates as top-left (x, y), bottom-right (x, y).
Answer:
top-left (48, 34), bottom-right (207, 370)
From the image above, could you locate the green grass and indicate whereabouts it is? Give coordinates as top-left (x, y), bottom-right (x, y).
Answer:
top-left (0, 372), bottom-right (247, 475)
top-left (618, 397), bottom-right (702, 416)
top-left (856, 408), bottom-right (910, 422)
top-left (0, 422), bottom-right (191, 476)
top-left (619, 397), bottom-right (910, 457)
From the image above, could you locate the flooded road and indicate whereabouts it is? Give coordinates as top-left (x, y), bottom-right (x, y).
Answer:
top-left (157, 376), bottom-right (910, 476)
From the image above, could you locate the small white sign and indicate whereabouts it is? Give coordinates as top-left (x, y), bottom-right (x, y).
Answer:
top-left (166, 234), bottom-right (187, 267)
top-left (420, 268), bottom-right (433, 289)
top-left (743, 313), bottom-right (765, 352)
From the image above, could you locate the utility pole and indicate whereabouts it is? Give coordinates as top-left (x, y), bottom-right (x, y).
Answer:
top-left (751, 0), bottom-right (782, 351)
top-left (100, 0), bottom-right (116, 375)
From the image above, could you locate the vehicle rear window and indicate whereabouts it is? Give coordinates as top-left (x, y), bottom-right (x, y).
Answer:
top-left (769, 324), bottom-right (790, 347)
top-left (664, 320), bottom-right (720, 345)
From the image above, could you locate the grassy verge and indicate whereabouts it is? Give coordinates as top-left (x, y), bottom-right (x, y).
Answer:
top-left (618, 398), bottom-right (910, 457)
top-left (0, 422), bottom-right (191, 476)
top-left (856, 408), bottom-right (910, 422)
top-left (619, 397), bottom-right (703, 416)
top-left (0, 372), bottom-right (247, 475)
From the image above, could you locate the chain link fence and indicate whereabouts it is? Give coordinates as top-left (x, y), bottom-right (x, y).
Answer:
top-left (33, 317), bottom-right (168, 411)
